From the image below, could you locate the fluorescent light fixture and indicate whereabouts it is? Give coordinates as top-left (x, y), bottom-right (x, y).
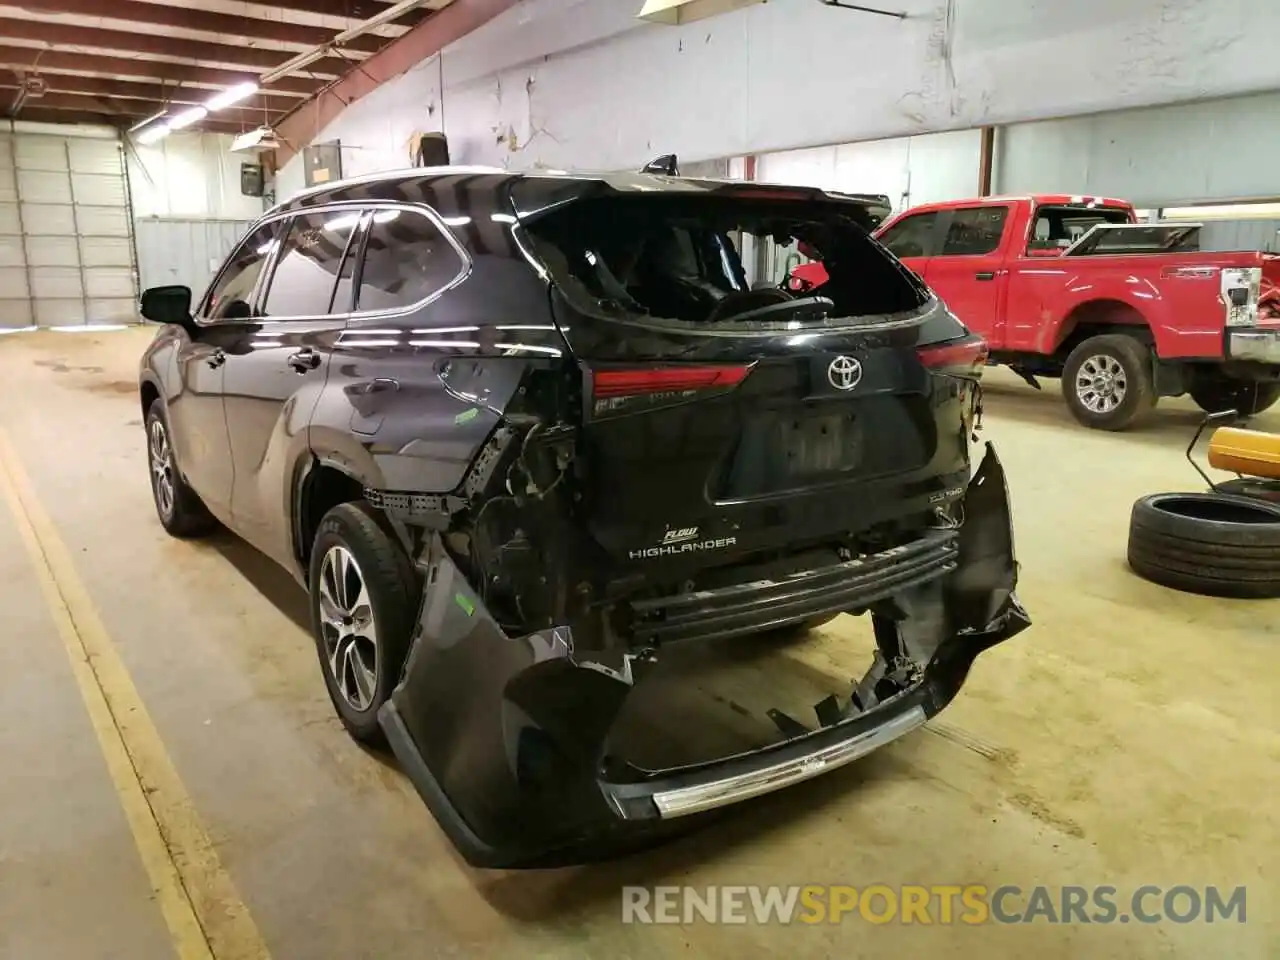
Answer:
top-left (230, 127), bottom-right (280, 154)
top-left (168, 106), bottom-right (207, 131)
top-left (135, 123), bottom-right (171, 145)
top-left (206, 81), bottom-right (258, 112)
top-left (441, 215), bottom-right (472, 227)
top-left (128, 109), bottom-right (168, 133)
top-left (637, 0), bottom-right (766, 25)
top-left (490, 212), bottom-right (517, 224)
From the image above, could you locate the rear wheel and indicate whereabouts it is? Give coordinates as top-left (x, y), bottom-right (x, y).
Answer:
top-left (1061, 334), bottom-right (1156, 431)
top-left (145, 402), bottom-right (216, 538)
top-left (309, 502), bottom-right (420, 744)
top-left (1189, 375), bottom-right (1280, 417)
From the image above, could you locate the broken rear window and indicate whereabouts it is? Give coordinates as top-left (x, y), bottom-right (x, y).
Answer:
top-left (521, 195), bottom-right (928, 328)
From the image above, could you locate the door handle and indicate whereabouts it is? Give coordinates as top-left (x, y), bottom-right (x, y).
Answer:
top-left (205, 349), bottom-right (225, 370)
top-left (287, 349), bottom-right (321, 373)
top-left (975, 271), bottom-right (996, 281)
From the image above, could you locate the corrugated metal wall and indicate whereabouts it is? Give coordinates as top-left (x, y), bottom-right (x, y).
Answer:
top-left (996, 91), bottom-right (1280, 209)
top-left (0, 128), bottom-right (136, 328)
top-left (134, 219), bottom-right (252, 298)
top-left (1197, 219), bottom-right (1280, 254)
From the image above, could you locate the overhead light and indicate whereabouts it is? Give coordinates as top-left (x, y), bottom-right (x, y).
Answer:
top-left (168, 106), bottom-right (207, 131)
top-left (636, 0), bottom-right (766, 24)
top-left (231, 126), bottom-right (281, 154)
top-left (207, 82), bottom-right (259, 112)
top-left (129, 109), bottom-right (168, 133)
top-left (135, 123), bottom-right (171, 145)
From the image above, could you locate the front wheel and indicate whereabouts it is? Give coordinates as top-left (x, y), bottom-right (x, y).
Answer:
top-left (1189, 376), bottom-right (1280, 417)
top-left (145, 402), bottom-right (216, 537)
top-left (309, 502), bottom-right (420, 744)
top-left (1060, 334), bottom-right (1157, 431)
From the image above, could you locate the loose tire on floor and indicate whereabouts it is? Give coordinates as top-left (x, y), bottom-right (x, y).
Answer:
top-left (308, 501), bottom-right (421, 744)
top-left (144, 401), bottom-right (217, 538)
top-left (1126, 492), bottom-right (1280, 598)
top-left (1061, 334), bottom-right (1157, 431)
top-left (1214, 477), bottom-right (1280, 505)
top-left (1189, 377), bottom-right (1280, 417)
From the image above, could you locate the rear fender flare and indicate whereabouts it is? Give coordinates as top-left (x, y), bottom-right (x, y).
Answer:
top-left (1046, 295), bottom-right (1160, 356)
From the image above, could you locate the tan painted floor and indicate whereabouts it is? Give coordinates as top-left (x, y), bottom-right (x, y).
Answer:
top-left (0, 326), bottom-right (1275, 959)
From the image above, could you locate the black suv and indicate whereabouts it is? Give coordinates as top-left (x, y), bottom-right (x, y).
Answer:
top-left (138, 166), bottom-right (1029, 867)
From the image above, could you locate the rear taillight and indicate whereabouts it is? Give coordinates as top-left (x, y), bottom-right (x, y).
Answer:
top-left (592, 365), bottom-right (751, 399)
top-left (917, 336), bottom-right (989, 374)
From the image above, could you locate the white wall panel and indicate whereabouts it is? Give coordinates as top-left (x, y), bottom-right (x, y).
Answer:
top-left (757, 129), bottom-right (981, 213)
top-left (280, 0), bottom-right (1280, 191)
top-left (135, 218), bottom-right (254, 295)
top-left (128, 132), bottom-right (267, 220)
top-left (997, 91), bottom-right (1280, 208)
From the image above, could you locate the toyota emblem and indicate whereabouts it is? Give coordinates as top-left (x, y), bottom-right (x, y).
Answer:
top-left (827, 355), bottom-right (862, 391)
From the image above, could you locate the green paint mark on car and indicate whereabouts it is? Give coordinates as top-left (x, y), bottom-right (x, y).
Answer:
top-left (454, 592), bottom-right (476, 617)
top-left (454, 407), bottom-right (479, 425)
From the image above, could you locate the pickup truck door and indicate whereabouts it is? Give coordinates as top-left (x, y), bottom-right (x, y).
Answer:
top-left (875, 209), bottom-right (944, 283)
top-left (923, 204), bottom-right (1014, 347)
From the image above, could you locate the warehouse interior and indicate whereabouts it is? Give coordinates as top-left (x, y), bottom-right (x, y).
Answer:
top-left (1, 1), bottom-right (1278, 958)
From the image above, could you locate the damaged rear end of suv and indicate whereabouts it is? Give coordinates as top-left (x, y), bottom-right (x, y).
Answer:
top-left (374, 172), bottom-right (1031, 867)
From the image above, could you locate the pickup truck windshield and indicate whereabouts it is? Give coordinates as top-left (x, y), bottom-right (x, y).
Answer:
top-left (523, 195), bottom-right (928, 327)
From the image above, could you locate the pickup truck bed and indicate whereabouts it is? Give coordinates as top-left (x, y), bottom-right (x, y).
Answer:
top-left (794, 194), bottom-right (1280, 430)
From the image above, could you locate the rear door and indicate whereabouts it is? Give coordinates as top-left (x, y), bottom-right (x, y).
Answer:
top-left (220, 207), bottom-right (365, 568)
top-left (923, 204), bottom-right (1013, 345)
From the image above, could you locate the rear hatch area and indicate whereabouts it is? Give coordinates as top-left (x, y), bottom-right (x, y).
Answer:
top-left (512, 182), bottom-right (987, 604)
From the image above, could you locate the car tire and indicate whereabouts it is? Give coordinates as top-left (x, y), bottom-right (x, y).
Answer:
top-left (309, 501), bottom-right (420, 744)
top-left (1214, 477), bottom-right (1280, 505)
top-left (1189, 377), bottom-right (1280, 417)
top-left (1126, 491), bottom-right (1280, 598)
top-left (145, 401), bottom-right (216, 538)
top-left (1061, 334), bottom-right (1157, 431)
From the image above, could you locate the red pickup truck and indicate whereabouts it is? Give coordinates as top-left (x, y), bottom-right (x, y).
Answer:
top-left (790, 194), bottom-right (1280, 429)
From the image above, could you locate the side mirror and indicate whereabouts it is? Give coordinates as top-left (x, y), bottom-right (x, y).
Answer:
top-left (140, 285), bottom-right (193, 328)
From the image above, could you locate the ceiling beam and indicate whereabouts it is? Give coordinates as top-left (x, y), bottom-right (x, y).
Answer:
top-left (6, 91), bottom-right (273, 126)
top-left (11, 0), bottom-right (390, 53)
top-left (274, 0), bottom-right (519, 164)
top-left (0, 46), bottom-right (324, 96)
top-left (0, 18), bottom-right (351, 78)
top-left (4, 105), bottom-right (252, 133)
top-left (235, 0), bottom-right (431, 26)
top-left (0, 78), bottom-right (304, 106)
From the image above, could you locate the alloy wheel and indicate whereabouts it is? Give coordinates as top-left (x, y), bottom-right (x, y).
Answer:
top-left (1075, 354), bottom-right (1128, 414)
top-left (148, 418), bottom-right (175, 520)
top-left (317, 545), bottom-right (379, 712)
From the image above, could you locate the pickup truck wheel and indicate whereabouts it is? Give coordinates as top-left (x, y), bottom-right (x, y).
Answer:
top-left (1127, 492), bottom-right (1280, 598)
top-left (144, 402), bottom-right (216, 538)
top-left (1189, 377), bottom-right (1280, 417)
top-left (309, 502), bottom-right (420, 744)
top-left (1061, 334), bottom-right (1156, 431)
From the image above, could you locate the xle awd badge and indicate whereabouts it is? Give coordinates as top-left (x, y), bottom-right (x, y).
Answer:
top-left (828, 355), bottom-right (863, 391)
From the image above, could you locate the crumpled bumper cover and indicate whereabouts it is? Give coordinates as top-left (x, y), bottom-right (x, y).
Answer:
top-left (379, 442), bottom-right (1030, 868)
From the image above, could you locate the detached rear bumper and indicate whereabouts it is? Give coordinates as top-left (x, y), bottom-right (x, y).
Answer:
top-left (380, 443), bottom-right (1029, 868)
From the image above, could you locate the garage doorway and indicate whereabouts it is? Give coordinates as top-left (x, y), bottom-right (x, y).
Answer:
top-left (0, 126), bottom-right (137, 330)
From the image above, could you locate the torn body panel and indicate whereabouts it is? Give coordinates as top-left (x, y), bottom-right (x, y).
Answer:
top-left (379, 442), bottom-right (1029, 869)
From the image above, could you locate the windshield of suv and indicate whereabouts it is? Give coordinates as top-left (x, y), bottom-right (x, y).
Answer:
top-left (522, 194), bottom-right (928, 327)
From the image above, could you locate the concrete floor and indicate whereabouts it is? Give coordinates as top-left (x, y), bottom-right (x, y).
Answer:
top-left (0, 326), bottom-right (1275, 959)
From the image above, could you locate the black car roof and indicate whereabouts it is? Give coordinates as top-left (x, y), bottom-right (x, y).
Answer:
top-left (271, 166), bottom-right (892, 225)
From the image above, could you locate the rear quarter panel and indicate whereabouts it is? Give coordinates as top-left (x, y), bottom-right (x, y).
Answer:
top-left (1005, 252), bottom-right (1265, 358)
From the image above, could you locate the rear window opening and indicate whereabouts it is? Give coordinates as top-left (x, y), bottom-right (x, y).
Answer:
top-left (522, 195), bottom-right (928, 329)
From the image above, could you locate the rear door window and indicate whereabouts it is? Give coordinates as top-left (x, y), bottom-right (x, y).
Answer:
top-left (940, 207), bottom-right (1008, 256)
top-left (877, 211), bottom-right (940, 258)
top-left (261, 210), bottom-right (364, 318)
top-left (355, 208), bottom-right (466, 313)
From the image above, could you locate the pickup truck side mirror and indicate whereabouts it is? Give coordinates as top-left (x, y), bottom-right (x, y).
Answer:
top-left (140, 285), bottom-right (197, 335)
